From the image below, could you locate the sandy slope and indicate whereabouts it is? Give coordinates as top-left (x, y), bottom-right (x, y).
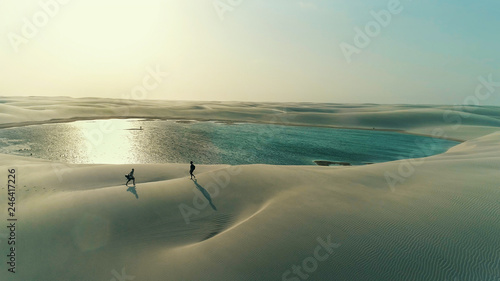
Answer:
top-left (0, 134), bottom-right (499, 280)
top-left (0, 97), bottom-right (500, 280)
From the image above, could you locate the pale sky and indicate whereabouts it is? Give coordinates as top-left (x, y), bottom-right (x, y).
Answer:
top-left (1, 0), bottom-right (499, 104)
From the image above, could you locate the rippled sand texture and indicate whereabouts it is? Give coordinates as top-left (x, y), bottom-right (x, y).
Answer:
top-left (0, 132), bottom-right (499, 280)
top-left (0, 97), bottom-right (499, 280)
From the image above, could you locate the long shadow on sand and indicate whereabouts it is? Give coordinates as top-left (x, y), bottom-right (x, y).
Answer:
top-left (192, 179), bottom-right (217, 211)
top-left (127, 185), bottom-right (139, 199)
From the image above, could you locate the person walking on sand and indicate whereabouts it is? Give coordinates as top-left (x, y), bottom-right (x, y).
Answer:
top-left (190, 161), bottom-right (196, 180)
top-left (125, 168), bottom-right (135, 186)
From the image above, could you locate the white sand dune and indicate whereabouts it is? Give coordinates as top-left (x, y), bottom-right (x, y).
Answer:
top-left (0, 97), bottom-right (500, 280)
top-left (2, 96), bottom-right (500, 140)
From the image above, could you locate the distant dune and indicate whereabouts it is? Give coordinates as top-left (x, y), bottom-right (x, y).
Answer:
top-left (1, 96), bottom-right (500, 140)
top-left (0, 97), bottom-right (499, 280)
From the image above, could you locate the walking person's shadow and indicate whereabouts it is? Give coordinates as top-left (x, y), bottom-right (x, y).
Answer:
top-left (192, 179), bottom-right (217, 211)
top-left (127, 185), bottom-right (139, 199)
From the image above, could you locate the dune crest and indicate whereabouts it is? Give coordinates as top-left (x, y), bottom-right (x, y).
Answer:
top-left (0, 98), bottom-right (499, 280)
top-left (1, 131), bottom-right (499, 280)
top-left (1, 96), bottom-right (500, 140)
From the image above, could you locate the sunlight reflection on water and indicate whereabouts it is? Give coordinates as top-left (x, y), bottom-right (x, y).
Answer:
top-left (0, 119), bottom-right (459, 165)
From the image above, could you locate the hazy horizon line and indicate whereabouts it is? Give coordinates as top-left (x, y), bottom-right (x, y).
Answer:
top-left (2, 95), bottom-right (499, 108)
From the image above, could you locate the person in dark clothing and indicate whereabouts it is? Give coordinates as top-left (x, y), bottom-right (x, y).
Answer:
top-left (125, 168), bottom-right (135, 186)
top-left (189, 161), bottom-right (196, 180)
